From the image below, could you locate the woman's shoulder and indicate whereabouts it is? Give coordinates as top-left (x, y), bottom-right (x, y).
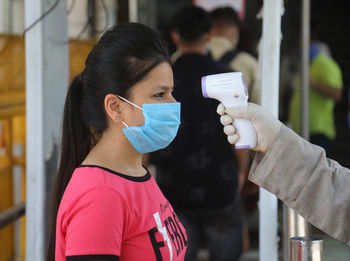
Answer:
top-left (61, 166), bottom-right (118, 204)
top-left (59, 167), bottom-right (129, 215)
top-left (69, 165), bottom-right (152, 195)
top-left (70, 165), bottom-right (108, 188)
top-left (75, 165), bottom-right (151, 183)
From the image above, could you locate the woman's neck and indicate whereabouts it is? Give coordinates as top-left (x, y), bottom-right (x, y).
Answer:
top-left (82, 128), bottom-right (146, 177)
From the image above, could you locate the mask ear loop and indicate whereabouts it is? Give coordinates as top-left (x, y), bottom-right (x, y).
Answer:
top-left (117, 95), bottom-right (143, 128)
top-left (117, 95), bottom-right (143, 110)
top-left (120, 121), bottom-right (129, 128)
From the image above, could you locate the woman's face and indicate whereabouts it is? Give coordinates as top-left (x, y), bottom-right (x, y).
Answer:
top-left (121, 62), bottom-right (176, 127)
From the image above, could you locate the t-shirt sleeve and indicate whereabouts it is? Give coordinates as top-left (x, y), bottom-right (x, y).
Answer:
top-left (317, 57), bottom-right (343, 89)
top-left (64, 187), bottom-right (127, 258)
top-left (66, 255), bottom-right (119, 261)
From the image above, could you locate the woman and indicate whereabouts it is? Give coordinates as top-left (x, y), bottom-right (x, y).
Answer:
top-left (47, 23), bottom-right (187, 261)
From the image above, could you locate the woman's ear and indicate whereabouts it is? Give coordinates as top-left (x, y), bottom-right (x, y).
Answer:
top-left (104, 94), bottom-right (122, 122)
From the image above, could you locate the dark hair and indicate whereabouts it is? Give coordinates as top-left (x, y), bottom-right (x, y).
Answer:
top-left (171, 6), bottom-right (211, 42)
top-left (210, 7), bottom-right (240, 28)
top-left (47, 23), bottom-right (169, 261)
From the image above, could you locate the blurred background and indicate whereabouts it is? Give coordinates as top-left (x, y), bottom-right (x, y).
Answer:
top-left (0, 0), bottom-right (349, 260)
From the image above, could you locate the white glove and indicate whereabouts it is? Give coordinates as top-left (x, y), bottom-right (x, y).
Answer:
top-left (217, 103), bottom-right (282, 153)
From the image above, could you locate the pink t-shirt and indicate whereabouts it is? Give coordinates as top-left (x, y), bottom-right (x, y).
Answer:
top-left (55, 165), bottom-right (187, 261)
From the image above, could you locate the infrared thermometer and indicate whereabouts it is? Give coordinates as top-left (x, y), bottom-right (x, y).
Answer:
top-left (201, 72), bottom-right (257, 149)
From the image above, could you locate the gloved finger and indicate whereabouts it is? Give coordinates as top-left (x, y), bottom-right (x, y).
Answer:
top-left (227, 133), bottom-right (240, 144)
top-left (225, 106), bottom-right (252, 120)
top-left (216, 103), bottom-right (225, 116)
top-left (220, 115), bottom-right (233, 125)
top-left (223, 125), bottom-right (236, 135)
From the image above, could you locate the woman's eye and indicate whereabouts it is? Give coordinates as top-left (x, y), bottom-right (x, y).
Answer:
top-left (154, 92), bottom-right (164, 98)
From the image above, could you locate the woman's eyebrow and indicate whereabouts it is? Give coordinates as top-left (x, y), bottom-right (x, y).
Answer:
top-left (155, 85), bottom-right (172, 91)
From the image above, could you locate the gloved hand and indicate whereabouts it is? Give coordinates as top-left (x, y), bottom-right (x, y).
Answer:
top-left (217, 103), bottom-right (282, 153)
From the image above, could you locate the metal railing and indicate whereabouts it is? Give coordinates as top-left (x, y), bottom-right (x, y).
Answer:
top-left (0, 90), bottom-right (26, 260)
top-left (0, 202), bottom-right (25, 230)
top-left (0, 93), bottom-right (26, 231)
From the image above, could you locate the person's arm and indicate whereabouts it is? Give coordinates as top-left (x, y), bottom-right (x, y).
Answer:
top-left (310, 78), bottom-right (342, 101)
top-left (218, 103), bottom-right (350, 246)
top-left (250, 125), bottom-right (350, 246)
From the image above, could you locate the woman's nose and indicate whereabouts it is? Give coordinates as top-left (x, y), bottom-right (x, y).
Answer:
top-left (169, 94), bottom-right (177, 103)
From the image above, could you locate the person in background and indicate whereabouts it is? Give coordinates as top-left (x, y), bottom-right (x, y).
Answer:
top-left (47, 23), bottom-right (187, 261)
top-left (217, 102), bottom-right (350, 247)
top-left (209, 6), bottom-right (261, 252)
top-left (151, 6), bottom-right (248, 261)
top-left (289, 41), bottom-right (343, 153)
top-left (209, 7), bottom-right (261, 105)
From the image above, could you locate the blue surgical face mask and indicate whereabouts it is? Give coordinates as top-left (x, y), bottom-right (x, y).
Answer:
top-left (117, 95), bottom-right (181, 154)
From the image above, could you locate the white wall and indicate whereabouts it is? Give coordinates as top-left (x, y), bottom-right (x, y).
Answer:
top-left (67, 0), bottom-right (90, 38)
top-left (0, 0), bottom-right (24, 34)
top-left (12, 0), bottom-right (25, 34)
top-left (94, 0), bottom-right (117, 38)
top-left (0, 0), bottom-right (116, 38)
top-left (0, 0), bottom-right (8, 32)
top-left (25, 0), bottom-right (68, 259)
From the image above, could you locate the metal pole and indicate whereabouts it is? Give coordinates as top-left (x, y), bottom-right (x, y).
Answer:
top-left (283, 1), bottom-right (311, 260)
top-left (290, 237), bottom-right (323, 261)
top-left (283, 206), bottom-right (309, 261)
top-left (301, 0), bottom-right (310, 140)
top-left (259, 0), bottom-right (283, 260)
top-left (25, 0), bottom-right (68, 260)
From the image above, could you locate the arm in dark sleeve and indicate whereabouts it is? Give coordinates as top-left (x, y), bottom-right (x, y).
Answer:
top-left (248, 125), bottom-right (350, 246)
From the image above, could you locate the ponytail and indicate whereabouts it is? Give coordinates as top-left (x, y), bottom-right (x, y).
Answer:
top-left (47, 73), bottom-right (93, 261)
